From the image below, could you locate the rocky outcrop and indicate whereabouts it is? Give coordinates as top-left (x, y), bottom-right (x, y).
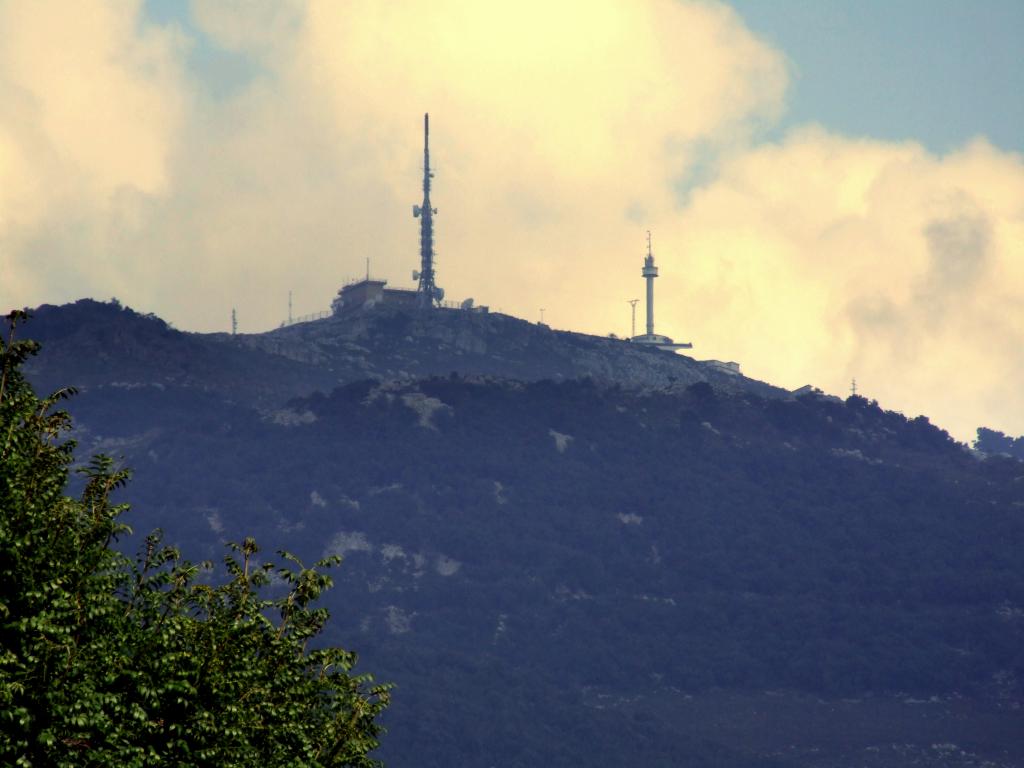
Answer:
top-left (241, 304), bottom-right (784, 400)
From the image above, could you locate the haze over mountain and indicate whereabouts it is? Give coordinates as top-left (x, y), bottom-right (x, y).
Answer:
top-left (17, 299), bottom-right (1024, 767)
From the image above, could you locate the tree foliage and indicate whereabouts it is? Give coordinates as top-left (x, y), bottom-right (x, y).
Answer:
top-left (0, 311), bottom-right (389, 767)
top-left (975, 426), bottom-right (1024, 459)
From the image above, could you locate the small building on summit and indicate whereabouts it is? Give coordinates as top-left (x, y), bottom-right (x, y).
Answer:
top-left (706, 360), bottom-right (741, 375)
top-left (331, 278), bottom-right (418, 314)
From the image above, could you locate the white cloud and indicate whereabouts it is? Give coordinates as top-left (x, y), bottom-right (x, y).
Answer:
top-left (2, 1), bottom-right (1021, 440)
top-left (323, 530), bottom-right (373, 558)
top-left (0, 0), bottom-right (187, 305)
top-left (3, 0), bottom-right (786, 326)
top-left (671, 131), bottom-right (1024, 439)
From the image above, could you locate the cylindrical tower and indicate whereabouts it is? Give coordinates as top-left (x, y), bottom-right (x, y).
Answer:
top-left (642, 232), bottom-right (658, 336)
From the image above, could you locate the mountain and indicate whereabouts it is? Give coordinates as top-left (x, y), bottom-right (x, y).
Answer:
top-left (17, 300), bottom-right (1024, 767)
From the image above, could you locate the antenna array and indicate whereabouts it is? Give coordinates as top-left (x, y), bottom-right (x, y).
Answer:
top-left (413, 113), bottom-right (443, 308)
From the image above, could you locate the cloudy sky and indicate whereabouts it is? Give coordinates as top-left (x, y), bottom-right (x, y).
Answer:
top-left (2, 0), bottom-right (1022, 442)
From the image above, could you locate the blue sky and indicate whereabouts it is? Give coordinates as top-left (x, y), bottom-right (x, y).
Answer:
top-left (142, 0), bottom-right (258, 98)
top-left (727, 0), bottom-right (1024, 153)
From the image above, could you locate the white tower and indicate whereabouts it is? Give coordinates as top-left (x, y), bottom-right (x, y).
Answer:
top-left (642, 231), bottom-right (658, 336)
top-left (630, 231), bottom-right (692, 351)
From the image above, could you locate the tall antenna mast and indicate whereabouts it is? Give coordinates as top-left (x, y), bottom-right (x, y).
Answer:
top-left (231, 308), bottom-right (237, 336)
top-left (413, 113), bottom-right (441, 308)
top-left (628, 299), bottom-right (639, 338)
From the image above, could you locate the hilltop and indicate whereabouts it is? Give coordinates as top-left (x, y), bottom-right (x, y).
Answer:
top-left (22, 299), bottom-right (783, 407)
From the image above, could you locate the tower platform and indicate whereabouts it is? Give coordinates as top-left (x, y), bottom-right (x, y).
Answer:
top-left (629, 333), bottom-right (693, 351)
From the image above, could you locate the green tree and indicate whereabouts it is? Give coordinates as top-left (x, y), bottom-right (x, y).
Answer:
top-left (0, 311), bottom-right (389, 767)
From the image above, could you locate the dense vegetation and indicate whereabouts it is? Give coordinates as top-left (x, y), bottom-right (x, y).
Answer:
top-left (57, 376), bottom-right (1024, 766)
top-left (975, 426), bottom-right (1024, 460)
top-left (16, 301), bottom-right (1024, 766)
top-left (0, 312), bottom-right (389, 767)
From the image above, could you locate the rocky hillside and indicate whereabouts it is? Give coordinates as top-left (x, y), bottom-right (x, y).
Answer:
top-left (22, 299), bottom-right (783, 408)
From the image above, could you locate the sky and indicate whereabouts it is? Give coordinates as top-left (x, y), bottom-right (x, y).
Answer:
top-left (1, 0), bottom-right (1022, 443)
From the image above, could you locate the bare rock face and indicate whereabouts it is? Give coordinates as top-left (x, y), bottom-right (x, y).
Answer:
top-left (238, 304), bottom-right (783, 402)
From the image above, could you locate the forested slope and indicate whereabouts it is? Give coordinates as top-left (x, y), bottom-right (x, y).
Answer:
top-left (17, 301), bottom-right (1024, 766)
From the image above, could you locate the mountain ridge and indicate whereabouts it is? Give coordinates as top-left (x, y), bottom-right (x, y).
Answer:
top-left (22, 298), bottom-right (786, 408)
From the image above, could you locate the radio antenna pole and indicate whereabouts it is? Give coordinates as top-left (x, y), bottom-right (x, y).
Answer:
top-left (413, 113), bottom-right (440, 308)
